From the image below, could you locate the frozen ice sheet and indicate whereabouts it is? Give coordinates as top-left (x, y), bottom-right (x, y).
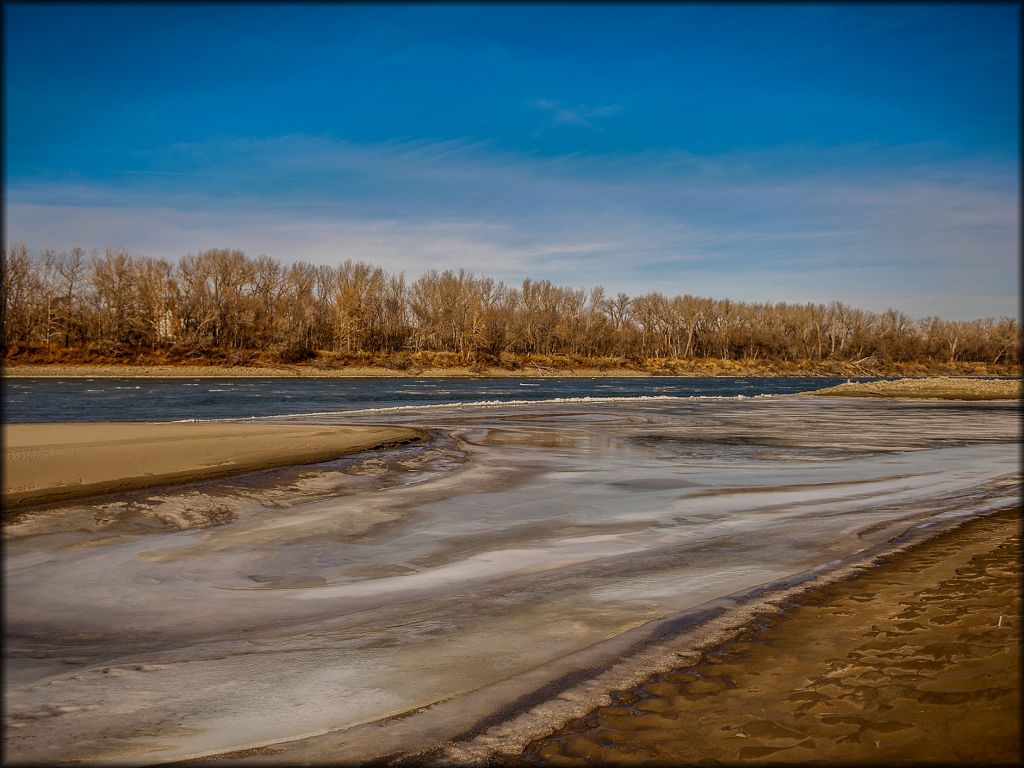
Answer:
top-left (3, 396), bottom-right (1020, 763)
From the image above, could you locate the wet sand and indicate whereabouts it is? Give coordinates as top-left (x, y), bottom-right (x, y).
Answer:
top-left (807, 376), bottom-right (1021, 400)
top-left (520, 508), bottom-right (1021, 766)
top-left (2, 422), bottom-right (423, 508)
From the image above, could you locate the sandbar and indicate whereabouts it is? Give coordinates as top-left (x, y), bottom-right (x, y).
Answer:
top-left (806, 375), bottom-right (1020, 400)
top-left (2, 422), bottom-right (424, 508)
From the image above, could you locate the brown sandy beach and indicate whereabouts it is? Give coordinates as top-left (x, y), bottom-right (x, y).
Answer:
top-left (2, 422), bottom-right (423, 508)
top-left (519, 508), bottom-right (1021, 766)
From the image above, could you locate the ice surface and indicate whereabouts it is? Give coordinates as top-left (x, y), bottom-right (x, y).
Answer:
top-left (3, 396), bottom-right (1020, 763)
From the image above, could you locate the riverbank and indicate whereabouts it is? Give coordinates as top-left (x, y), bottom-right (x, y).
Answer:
top-left (3, 359), bottom-right (1019, 379)
top-left (517, 507), bottom-right (1020, 766)
top-left (807, 375), bottom-right (1021, 400)
top-left (1, 363), bottom-right (650, 378)
top-left (1, 422), bottom-right (423, 508)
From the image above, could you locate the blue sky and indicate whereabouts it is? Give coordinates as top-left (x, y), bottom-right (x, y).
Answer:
top-left (4, 3), bottom-right (1019, 319)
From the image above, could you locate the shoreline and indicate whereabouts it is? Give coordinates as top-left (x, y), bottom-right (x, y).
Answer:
top-left (3, 364), bottom-right (651, 379)
top-left (187, 503), bottom-right (1021, 766)
top-left (1, 422), bottom-right (424, 509)
top-left (448, 506), bottom-right (1021, 765)
top-left (4, 362), bottom-right (1020, 379)
top-left (516, 507), bottom-right (1021, 766)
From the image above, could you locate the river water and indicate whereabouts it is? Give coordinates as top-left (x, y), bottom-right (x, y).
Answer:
top-left (3, 378), bottom-right (1020, 764)
top-left (4, 375), bottom-right (864, 422)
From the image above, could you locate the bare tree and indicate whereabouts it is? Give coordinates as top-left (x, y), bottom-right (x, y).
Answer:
top-left (3, 241), bottom-right (1019, 369)
top-left (2, 243), bottom-right (39, 348)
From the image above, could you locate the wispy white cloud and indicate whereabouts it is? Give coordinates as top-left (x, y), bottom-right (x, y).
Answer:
top-left (4, 134), bottom-right (1018, 319)
top-left (2, 199), bottom-right (695, 284)
top-left (529, 98), bottom-right (622, 127)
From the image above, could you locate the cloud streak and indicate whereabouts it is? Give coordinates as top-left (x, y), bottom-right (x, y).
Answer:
top-left (4, 135), bottom-right (1018, 319)
top-left (529, 98), bottom-right (622, 127)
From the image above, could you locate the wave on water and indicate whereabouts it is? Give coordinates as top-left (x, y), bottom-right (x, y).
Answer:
top-left (294, 393), bottom-right (775, 417)
top-left (171, 394), bottom-right (774, 423)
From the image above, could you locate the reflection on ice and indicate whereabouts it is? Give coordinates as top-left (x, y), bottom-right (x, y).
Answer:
top-left (3, 396), bottom-right (1020, 764)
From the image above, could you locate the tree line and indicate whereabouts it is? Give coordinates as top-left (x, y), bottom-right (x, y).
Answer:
top-left (2, 243), bottom-right (1019, 367)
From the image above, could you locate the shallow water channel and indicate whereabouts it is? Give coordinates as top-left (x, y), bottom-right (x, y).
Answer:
top-left (3, 395), bottom-right (1020, 763)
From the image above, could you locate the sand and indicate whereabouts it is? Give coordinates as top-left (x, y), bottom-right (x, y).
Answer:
top-left (520, 508), bottom-right (1021, 766)
top-left (2, 422), bottom-right (423, 508)
top-left (806, 375), bottom-right (1021, 400)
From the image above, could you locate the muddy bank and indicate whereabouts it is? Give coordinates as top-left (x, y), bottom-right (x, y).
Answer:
top-left (806, 375), bottom-right (1021, 401)
top-left (1, 363), bottom-right (647, 378)
top-left (518, 508), bottom-right (1021, 766)
top-left (4, 361), bottom-right (1020, 379)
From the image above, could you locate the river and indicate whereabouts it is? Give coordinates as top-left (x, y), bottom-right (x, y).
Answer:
top-left (3, 379), bottom-right (1019, 763)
